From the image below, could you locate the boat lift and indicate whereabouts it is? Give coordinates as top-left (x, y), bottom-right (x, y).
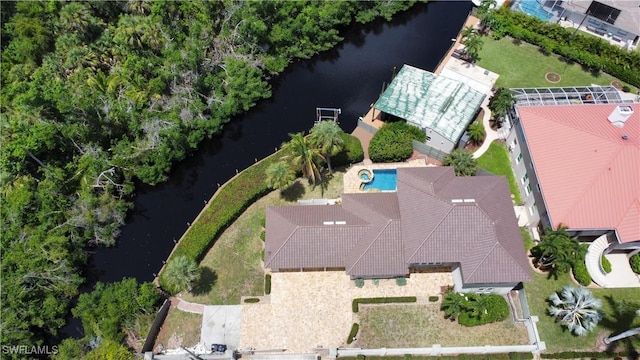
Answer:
top-left (315, 107), bottom-right (341, 125)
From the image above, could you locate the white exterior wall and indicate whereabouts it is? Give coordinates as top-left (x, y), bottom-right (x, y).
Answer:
top-left (452, 264), bottom-right (518, 295)
top-left (421, 125), bottom-right (456, 154)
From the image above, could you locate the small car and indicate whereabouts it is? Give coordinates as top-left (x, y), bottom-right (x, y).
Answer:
top-left (211, 344), bottom-right (227, 353)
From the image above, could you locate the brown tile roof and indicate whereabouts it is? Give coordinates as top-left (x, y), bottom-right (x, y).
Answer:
top-left (264, 167), bottom-right (531, 285)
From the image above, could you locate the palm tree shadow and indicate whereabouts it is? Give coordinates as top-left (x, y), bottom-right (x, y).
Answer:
top-left (280, 180), bottom-right (305, 202)
top-left (599, 295), bottom-right (640, 358)
top-left (190, 266), bottom-right (217, 296)
top-left (312, 172), bottom-right (334, 198)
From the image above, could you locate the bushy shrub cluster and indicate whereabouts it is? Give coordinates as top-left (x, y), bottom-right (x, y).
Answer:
top-left (346, 323), bottom-right (360, 344)
top-left (441, 292), bottom-right (510, 327)
top-left (352, 296), bottom-right (417, 313)
top-left (428, 296), bottom-right (440, 302)
top-left (490, 7), bottom-right (640, 87)
top-left (630, 253), bottom-right (640, 274)
top-left (395, 277), bottom-right (407, 286)
top-left (333, 133), bottom-right (365, 167)
top-left (354, 278), bottom-right (365, 288)
top-left (265, 274), bottom-right (272, 295)
top-left (572, 259), bottom-right (591, 286)
top-left (600, 255), bottom-right (611, 274)
top-left (369, 122), bottom-right (426, 163)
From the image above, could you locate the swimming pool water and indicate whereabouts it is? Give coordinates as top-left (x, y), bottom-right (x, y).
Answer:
top-left (363, 169), bottom-right (397, 191)
top-left (517, 0), bottom-right (552, 21)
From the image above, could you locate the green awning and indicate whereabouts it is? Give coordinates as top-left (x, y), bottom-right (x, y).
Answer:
top-left (374, 65), bottom-right (485, 143)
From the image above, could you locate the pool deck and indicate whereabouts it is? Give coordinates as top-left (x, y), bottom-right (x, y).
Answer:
top-left (343, 161), bottom-right (431, 194)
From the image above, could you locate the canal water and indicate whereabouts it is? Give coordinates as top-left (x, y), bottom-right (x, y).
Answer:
top-left (68, 0), bottom-right (470, 336)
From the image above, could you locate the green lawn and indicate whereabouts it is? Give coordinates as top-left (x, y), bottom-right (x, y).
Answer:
top-left (476, 37), bottom-right (621, 89)
top-left (477, 142), bottom-right (522, 204)
top-left (525, 271), bottom-right (640, 352)
top-left (181, 169), bottom-right (347, 305)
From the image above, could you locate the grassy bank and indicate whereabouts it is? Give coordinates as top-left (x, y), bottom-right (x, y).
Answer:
top-left (477, 142), bottom-right (522, 204)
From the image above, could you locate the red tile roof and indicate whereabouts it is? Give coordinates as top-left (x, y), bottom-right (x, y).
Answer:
top-left (518, 104), bottom-right (640, 243)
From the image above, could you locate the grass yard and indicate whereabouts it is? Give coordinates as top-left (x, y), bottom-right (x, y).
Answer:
top-left (181, 169), bottom-right (347, 305)
top-left (477, 142), bottom-right (522, 204)
top-left (525, 271), bottom-right (640, 353)
top-left (155, 307), bottom-right (202, 349)
top-left (476, 37), bottom-right (621, 89)
top-left (356, 303), bottom-right (529, 348)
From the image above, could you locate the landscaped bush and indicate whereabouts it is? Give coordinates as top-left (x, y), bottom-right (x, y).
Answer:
top-left (395, 277), bottom-right (407, 286)
top-left (572, 259), bottom-right (591, 286)
top-left (457, 294), bottom-right (510, 327)
top-left (259, 231), bottom-right (265, 241)
top-left (352, 296), bottom-right (417, 313)
top-left (490, 7), bottom-right (640, 87)
top-left (630, 254), bottom-right (640, 274)
top-left (369, 122), bottom-right (426, 163)
top-left (346, 323), bottom-right (359, 344)
top-left (354, 278), bottom-right (365, 288)
top-left (601, 255), bottom-right (611, 274)
top-left (265, 274), bottom-right (271, 295)
top-left (333, 133), bottom-right (364, 167)
top-left (428, 296), bottom-right (439, 302)
top-left (158, 152), bottom-right (282, 290)
top-left (243, 297), bottom-right (260, 303)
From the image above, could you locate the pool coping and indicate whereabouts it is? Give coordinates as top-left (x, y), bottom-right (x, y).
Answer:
top-left (343, 160), bottom-right (430, 194)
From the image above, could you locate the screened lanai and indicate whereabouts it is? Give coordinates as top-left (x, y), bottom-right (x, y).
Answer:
top-left (510, 86), bottom-right (631, 106)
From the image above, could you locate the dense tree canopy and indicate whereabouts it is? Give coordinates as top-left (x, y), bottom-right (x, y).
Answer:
top-left (0, 0), bottom-right (417, 352)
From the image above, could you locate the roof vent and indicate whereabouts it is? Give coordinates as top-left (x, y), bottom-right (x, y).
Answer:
top-left (622, 134), bottom-right (629, 140)
top-left (335, 221), bottom-right (347, 225)
top-left (608, 105), bottom-right (634, 128)
top-left (323, 221), bottom-right (335, 225)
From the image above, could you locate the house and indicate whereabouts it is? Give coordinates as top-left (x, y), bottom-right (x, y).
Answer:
top-left (504, 86), bottom-right (640, 286)
top-left (372, 65), bottom-right (486, 161)
top-left (264, 166), bottom-right (531, 294)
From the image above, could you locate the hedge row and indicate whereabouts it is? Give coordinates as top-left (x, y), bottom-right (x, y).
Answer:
top-left (346, 323), bottom-right (359, 344)
top-left (491, 7), bottom-right (640, 87)
top-left (340, 353), bottom-right (532, 360)
top-left (352, 296), bottom-right (417, 313)
top-left (572, 258), bottom-right (591, 286)
top-left (630, 253), bottom-right (640, 274)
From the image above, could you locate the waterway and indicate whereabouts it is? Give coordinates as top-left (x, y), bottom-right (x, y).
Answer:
top-left (67, 0), bottom-right (471, 337)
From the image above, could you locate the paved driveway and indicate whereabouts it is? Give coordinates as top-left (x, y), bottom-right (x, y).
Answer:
top-left (201, 305), bottom-right (242, 351)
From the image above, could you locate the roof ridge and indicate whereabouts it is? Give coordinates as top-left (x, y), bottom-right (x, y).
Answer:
top-left (265, 223), bottom-right (299, 267)
top-left (407, 205), bottom-right (454, 263)
top-left (347, 220), bottom-right (395, 273)
top-left (463, 242), bottom-right (499, 282)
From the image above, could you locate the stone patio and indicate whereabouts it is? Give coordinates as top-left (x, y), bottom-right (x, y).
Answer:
top-left (239, 271), bottom-right (453, 354)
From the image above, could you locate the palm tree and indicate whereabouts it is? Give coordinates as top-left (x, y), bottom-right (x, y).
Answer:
top-left (441, 292), bottom-right (467, 320)
top-left (162, 255), bottom-right (200, 294)
top-left (468, 295), bottom-right (491, 319)
top-left (265, 161), bottom-right (295, 193)
top-left (467, 121), bottom-right (485, 145)
top-left (460, 26), bottom-right (478, 43)
top-left (488, 88), bottom-right (516, 128)
top-left (602, 298), bottom-right (640, 352)
top-left (476, 0), bottom-right (498, 32)
top-left (442, 149), bottom-right (477, 176)
top-left (531, 226), bottom-right (582, 276)
top-left (463, 33), bottom-right (484, 63)
top-left (548, 286), bottom-right (604, 336)
top-left (281, 132), bottom-right (324, 185)
top-left (309, 120), bottom-right (344, 174)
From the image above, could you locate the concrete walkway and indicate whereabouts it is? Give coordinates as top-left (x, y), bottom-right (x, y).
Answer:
top-left (472, 97), bottom-right (499, 159)
top-left (602, 253), bottom-right (640, 288)
top-left (174, 297), bottom-right (205, 314)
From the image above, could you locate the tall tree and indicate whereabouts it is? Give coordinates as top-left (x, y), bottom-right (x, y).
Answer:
top-left (309, 120), bottom-right (344, 173)
top-left (530, 226), bottom-right (582, 276)
top-left (463, 33), bottom-right (483, 62)
top-left (548, 286), bottom-right (603, 336)
top-left (281, 132), bottom-right (324, 185)
top-left (161, 255), bottom-right (200, 294)
top-left (488, 88), bottom-right (516, 127)
top-left (443, 149), bottom-right (477, 176)
top-left (460, 26), bottom-right (478, 43)
top-left (265, 161), bottom-right (295, 193)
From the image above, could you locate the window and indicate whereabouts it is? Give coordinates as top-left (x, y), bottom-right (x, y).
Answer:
top-left (525, 183), bottom-right (532, 196)
top-left (530, 203), bottom-right (537, 215)
top-left (537, 183), bottom-right (541, 192)
top-left (516, 153), bottom-right (523, 164)
top-left (521, 173), bottom-right (529, 184)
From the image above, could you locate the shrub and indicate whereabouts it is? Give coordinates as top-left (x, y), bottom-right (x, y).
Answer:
top-left (600, 255), bottom-right (611, 274)
top-left (369, 122), bottom-right (425, 163)
top-left (372, 279), bottom-right (379, 286)
top-left (260, 231), bottom-right (265, 241)
top-left (354, 278), bottom-right (365, 288)
top-left (352, 296), bottom-right (417, 313)
top-left (265, 274), bottom-right (271, 295)
top-left (395, 277), bottom-right (407, 286)
top-left (333, 133), bottom-right (364, 167)
top-left (457, 294), bottom-right (510, 327)
top-left (428, 296), bottom-right (439, 302)
top-left (260, 217), bottom-right (266, 228)
top-left (346, 323), bottom-right (359, 344)
top-left (572, 259), bottom-right (591, 286)
top-left (243, 297), bottom-right (260, 303)
top-left (630, 254), bottom-right (640, 274)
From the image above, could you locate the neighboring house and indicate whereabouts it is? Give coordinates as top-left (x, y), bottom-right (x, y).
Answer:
top-left (504, 87), bottom-right (640, 275)
top-left (372, 65), bottom-right (486, 160)
top-left (264, 166), bottom-right (531, 294)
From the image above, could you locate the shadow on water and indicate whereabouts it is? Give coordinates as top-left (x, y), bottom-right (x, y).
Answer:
top-left (61, 0), bottom-right (472, 340)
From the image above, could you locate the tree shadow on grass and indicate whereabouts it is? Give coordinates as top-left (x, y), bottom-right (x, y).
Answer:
top-left (312, 172), bottom-right (334, 198)
top-left (599, 295), bottom-right (640, 358)
top-left (280, 180), bottom-right (305, 202)
top-left (190, 266), bottom-right (217, 296)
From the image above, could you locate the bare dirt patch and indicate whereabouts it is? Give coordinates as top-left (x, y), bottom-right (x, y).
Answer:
top-left (154, 306), bottom-right (202, 352)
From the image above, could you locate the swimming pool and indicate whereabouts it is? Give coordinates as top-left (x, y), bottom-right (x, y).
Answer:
top-left (362, 169), bottom-right (397, 191)
top-left (517, 0), bottom-right (552, 21)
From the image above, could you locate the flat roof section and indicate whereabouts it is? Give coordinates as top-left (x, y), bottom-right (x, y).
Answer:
top-left (374, 64), bottom-right (485, 143)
